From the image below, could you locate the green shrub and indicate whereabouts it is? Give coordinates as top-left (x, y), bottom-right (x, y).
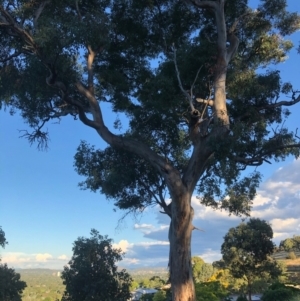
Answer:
top-left (261, 282), bottom-right (299, 301)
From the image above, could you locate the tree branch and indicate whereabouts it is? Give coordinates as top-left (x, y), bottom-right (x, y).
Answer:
top-left (75, 0), bottom-right (82, 21)
top-left (33, 1), bottom-right (50, 31)
top-left (196, 98), bottom-right (214, 106)
top-left (264, 94), bottom-right (300, 109)
top-left (233, 143), bottom-right (300, 166)
top-left (0, 50), bottom-right (22, 62)
top-left (184, 0), bottom-right (217, 10)
top-left (226, 32), bottom-right (239, 63)
top-left (173, 46), bottom-right (195, 112)
top-left (87, 45), bottom-right (96, 94)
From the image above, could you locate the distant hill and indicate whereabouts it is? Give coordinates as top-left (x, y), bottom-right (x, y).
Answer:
top-left (127, 266), bottom-right (168, 277)
top-left (17, 267), bottom-right (168, 301)
top-left (18, 269), bottom-right (64, 301)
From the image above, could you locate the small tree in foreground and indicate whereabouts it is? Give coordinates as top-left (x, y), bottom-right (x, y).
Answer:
top-left (61, 229), bottom-right (132, 301)
top-left (0, 263), bottom-right (27, 301)
top-left (221, 218), bottom-right (282, 301)
top-left (0, 227), bottom-right (27, 301)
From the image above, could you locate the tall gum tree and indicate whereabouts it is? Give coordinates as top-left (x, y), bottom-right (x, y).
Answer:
top-left (1, 1), bottom-right (300, 300)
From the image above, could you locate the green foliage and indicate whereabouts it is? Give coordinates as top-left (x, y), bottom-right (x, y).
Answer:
top-left (20, 269), bottom-right (65, 301)
top-left (0, 227), bottom-right (26, 301)
top-left (140, 293), bottom-right (155, 301)
top-left (61, 229), bottom-right (132, 301)
top-left (280, 236), bottom-right (300, 252)
top-left (261, 282), bottom-right (300, 301)
top-left (0, 0), bottom-right (299, 218)
top-left (0, 226), bottom-right (7, 249)
top-left (221, 218), bottom-right (282, 299)
top-left (153, 290), bottom-right (167, 301)
top-left (192, 257), bottom-right (216, 283)
top-left (130, 280), bottom-right (140, 291)
top-left (0, 263), bottom-right (27, 301)
top-left (195, 281), bottom-right (230, 301)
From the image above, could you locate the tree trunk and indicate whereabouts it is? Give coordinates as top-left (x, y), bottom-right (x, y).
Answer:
top-left (247, 278), bottom-right (252, 301)
top-left (169, 191), bottom-right (196, 301)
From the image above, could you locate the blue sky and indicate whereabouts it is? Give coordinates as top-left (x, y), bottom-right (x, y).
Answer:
top-left (0, 0), bottom-right (300, 270)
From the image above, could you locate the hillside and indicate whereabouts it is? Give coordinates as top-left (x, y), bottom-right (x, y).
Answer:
top-left (19, 269), bottom-right (65, 301)
top-left (18, 267), bottom-right (168, 301)
top-left (272, 251), bottom-right (300, 283)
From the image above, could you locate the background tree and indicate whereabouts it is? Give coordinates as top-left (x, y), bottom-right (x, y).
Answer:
top-left (194, 281), bottom-right (230, 301)
top-left (0, 227), bottom-right (27, 301)
top-left (61, 229), bottom-right (132, 301)
top-left (192, 256), bottom-right (216, 283)
top-left (279, 235), bottom-right (300, 252)
top-left (153, 290), bottom-right (167, 301)
top-left (1, 0), bottom-right (300, 300)
top-left (221, 218), bottom-right (282, 301)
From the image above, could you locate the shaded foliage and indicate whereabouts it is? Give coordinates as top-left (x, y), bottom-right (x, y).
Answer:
top-left (261, 282), bottom-right (300, 301)
top-left (61, 229), bottom-right (132, 301)
top-left (0, 263), bottom-right (27, 301)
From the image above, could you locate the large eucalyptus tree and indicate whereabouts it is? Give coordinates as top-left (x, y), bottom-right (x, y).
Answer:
top-left (1, 0), bottom-right (300, 300)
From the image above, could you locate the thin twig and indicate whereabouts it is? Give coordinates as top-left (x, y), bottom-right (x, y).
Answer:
top-left (173, 45), bottom-right (195, 111)
top-left (190, 65), bottom-right (203, 100)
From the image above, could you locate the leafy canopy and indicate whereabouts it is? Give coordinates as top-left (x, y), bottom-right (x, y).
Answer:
top-left (0, 0), bottom-right (299, 217)
top-left (221, 218), bottom-right (282, 282)
top-left (61, 229), bottom-right (132, 301)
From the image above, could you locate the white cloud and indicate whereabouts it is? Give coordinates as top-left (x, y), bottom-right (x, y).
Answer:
top-left (113, 240), bottom-right (132, 252)
top-left (1, 252), bottom-right (68, 269)
top-left (58, 254), bottom-right (68, 260)
top-left (2, 252), bottom-right (31, 264)
top-left (134, 223), bottom-right (153, 230)
top-left (36, 253), bottom-right (53, 262)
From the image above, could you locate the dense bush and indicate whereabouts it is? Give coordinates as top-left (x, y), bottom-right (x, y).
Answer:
top-left (261, 282), bottom-right (300, 301)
